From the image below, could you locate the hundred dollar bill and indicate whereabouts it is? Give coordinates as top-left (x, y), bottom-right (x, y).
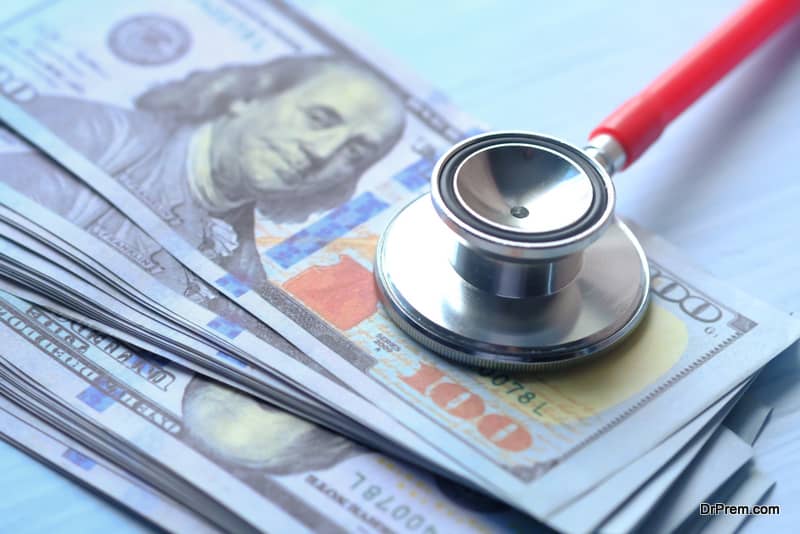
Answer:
top-left (0, 289), bottom-right (540, 533)
top-left (0, 144), bottom-right (492, 488)
top-left (0, 209), bottom-right (765, 533)
top-left (0, 0), bottom-right (497, 496)
top-left (598, 418), bottom-right (722, 533)
top-left (0, 396), bottom-right (218, 534)
top-left (0, 106), bottom-right (778, 528)
top-left (0, 0), bottom-right (798, 521)
top-left (0, 225), bottom-right (757, 533)
top-left (549, 379), bottom-right (750, 533)
top-left (637, 427), bottom-right (755, 534)
top-left (0, 232), bottom-right (488, 490)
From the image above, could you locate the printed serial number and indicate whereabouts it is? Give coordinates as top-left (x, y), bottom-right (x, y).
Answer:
top-left (477, 368), bottom-right (548, 417)
top-left (351, 472), bottom-right (439, 533)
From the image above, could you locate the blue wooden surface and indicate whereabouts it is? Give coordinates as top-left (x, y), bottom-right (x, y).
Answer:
top-left (2, 0), bottom-right (799, 532)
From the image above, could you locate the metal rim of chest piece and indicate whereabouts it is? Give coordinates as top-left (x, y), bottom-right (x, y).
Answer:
top-left (374, 131), bottom-right (651, 371)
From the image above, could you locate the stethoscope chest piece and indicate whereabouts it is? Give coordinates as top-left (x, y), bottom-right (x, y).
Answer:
top-left (375, 132), bottom-right (650, 370)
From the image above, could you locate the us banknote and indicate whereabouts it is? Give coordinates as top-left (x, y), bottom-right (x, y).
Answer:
top-left (598, 419), bottom-right (723, 533)
top-left (637, 427), bottom-right (755, 534)
top-left (550, 379), bottom-right (750, 533)
top-left (0, 396), bottom-right (217, 533)
top-left (0, 208), bottom-right (760, 532)
top-left (0, 289), bottom-right (541, 533)
top-left (0, 184), bottom-right (768, 533)
top-left (0, 0), bottom-right (798, 521)
top-left (0, 227), bottom-right (487, 490)
top-left (0, 137), bottom-right (489, 489)
top-left (0, 98), bottom-right (777, 528)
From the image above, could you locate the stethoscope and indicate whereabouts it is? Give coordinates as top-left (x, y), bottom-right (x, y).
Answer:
top-left (375, 0), bottom-right (800, 370)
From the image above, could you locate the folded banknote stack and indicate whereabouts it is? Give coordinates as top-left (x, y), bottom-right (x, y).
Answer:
top-left (0, 1), bottom-right (797, 533)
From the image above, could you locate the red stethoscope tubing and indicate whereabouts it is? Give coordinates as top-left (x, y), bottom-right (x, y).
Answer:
top-left (590, 0), bottom-right (800, 169)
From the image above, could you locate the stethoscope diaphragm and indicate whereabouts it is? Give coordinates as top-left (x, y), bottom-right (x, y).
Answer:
top-left (375, 132), bottom-right (650, 370)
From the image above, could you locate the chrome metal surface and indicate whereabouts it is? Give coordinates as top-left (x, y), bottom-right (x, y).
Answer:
top-left (375, 195), bottom-right (650, 370)
top-left (450, 243), bottom-right (583, 298)
top-left (431, 132), bottom-right (615, 261)
top-left (585, 133), bottom-right (627, 175)
top-left (376, 130), bottom-right (649, 369)
top-left (452, 143), bottom-right (594, 234)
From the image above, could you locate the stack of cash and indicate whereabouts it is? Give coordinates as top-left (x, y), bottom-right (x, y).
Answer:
top-left (0, 1), bottom-right (797, 532)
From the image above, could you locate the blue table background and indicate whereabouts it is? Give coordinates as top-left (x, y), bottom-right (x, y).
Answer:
top-left (2, 0), bottom-right (799, 532)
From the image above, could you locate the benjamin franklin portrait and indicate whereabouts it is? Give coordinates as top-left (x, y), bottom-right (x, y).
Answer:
top-left (180, 377), bottom-right (364, 531)
top-left (2, 54), bottom-right (406, 300)
top-left (181, 377), bottom-right (358, 476)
